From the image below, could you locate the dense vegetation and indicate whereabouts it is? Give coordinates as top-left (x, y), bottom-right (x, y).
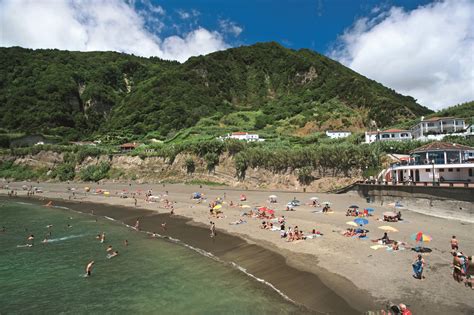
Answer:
top-left (0, 43), bottom-right (432, 141)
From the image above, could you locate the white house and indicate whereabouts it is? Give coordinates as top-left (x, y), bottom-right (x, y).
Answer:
top-left (379, 142), bottom-right (474, 183)
top-left (365, 129), bottom-right (412, 144)
top-left (325, 130), bottom-right (351, 139)
top-left (220, 132), bottom-right (264, 142)
top-left (411, 117), bottom-right (466, 140)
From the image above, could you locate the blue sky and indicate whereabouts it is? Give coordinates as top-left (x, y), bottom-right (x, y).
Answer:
top-left (147, 0), bottom-right (433, 54)
top-left (0, 0), bottom-right (472, 109)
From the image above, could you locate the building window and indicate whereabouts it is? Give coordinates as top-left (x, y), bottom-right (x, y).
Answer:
top-left (428, 123), bottom-right (435, 127)
top-left (425, 169), bottom-right (430, 172)
top-left (456, 168), bottom-right (460, 172)
top-left (448, 168), bottom-right (453, 172)
top-left (469, 169), bottom-right (473, 176)
top-left (439, 169), bottom-right (444, 172)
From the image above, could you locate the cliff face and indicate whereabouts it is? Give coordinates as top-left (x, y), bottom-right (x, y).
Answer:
top-left (1, 152), bottom-right (358, 191)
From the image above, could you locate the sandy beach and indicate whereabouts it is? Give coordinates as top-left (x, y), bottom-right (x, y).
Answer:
top-left (2, 181), bottom-right (473, 314)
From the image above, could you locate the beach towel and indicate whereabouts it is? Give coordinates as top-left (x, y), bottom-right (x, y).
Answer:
top-left (358, 236), bottom-right (369, 240)
top-left (306, 234), bottom-right (322, 239)
top-left (370, 245), bottom-right (387, 250)
top-left (386, 247), bottom-right (405, 252)
top-left (270, 227), bottom-right (280, 231)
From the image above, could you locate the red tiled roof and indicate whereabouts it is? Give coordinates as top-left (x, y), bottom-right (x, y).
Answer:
top-left (382, 129), bottom-right (410, 133)
top-left (120, 143), bottom-right (138, 148)
top-left (421, 116), bottom-right (459, 122)
top-left (410, 142), bottom-right (474, 153)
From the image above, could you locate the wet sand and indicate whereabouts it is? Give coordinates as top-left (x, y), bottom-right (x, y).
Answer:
top-left (2, 181), bottom-right (474, 314)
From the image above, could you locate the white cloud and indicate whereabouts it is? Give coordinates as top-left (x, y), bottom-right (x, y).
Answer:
top-left (218, 19), bottom-right (243, 37)
top-left (0, 0), bottom-right (228, 63)
top-left (176, 8), bottom-right (199, 20)
top-left (330, 0), bottom-right (474, 110)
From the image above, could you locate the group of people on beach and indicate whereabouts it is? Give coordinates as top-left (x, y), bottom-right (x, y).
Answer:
top-left (450, 236), bottom-right (473, 289)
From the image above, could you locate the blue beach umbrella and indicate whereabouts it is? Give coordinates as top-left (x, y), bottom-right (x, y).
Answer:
top-left (354, 218), bottom-right (369, 226)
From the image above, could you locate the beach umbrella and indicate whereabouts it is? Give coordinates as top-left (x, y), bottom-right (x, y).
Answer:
top-left (322, 201), bottom-right (331, 205)
top-left (354, 218), bottom-right (369, 226)
top-left (104, 191), bottom-right (110, 196)
top-left (411, 232), bottom-right (432, 242)
top-left (269, 195), bottom-right (277, 199)
top-left (310, 197), bottom-right (319, 201)
top-left (266, 209), bottom-right (275, 215)
top-left (241, 205), bottom-right (251, 208)
top-left (383, 211), bottom-right (397, 217)
top-left (213, 204), bottom-right (222, 210)
top-left (378, 226), bottom-right (398, 232)
top-left (349, 205), bottom-right (359, 209)
top-left (346, 221), bottom-right (358, 227)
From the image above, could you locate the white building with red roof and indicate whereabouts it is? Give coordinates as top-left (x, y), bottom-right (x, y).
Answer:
top-left (411, 117), bottom-right (466, 140)
top-left (380, 142), bottom-right (474, 184)
top-left (365, 129), bottom-right (412, 143)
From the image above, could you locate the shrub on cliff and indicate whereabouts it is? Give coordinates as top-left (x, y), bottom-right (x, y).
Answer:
top-left (185, 158), bottom-right (195, 174)
top-left (51, 163), bottom-right (75, 181)
top-left (79, 161), bottom-right (111, 182)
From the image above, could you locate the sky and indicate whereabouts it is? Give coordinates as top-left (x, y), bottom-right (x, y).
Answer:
top-left (0, 0), bottom-right (473, 110)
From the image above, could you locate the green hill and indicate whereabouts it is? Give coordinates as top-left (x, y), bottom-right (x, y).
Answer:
top-left (0, 43), bottom-right (432, 140)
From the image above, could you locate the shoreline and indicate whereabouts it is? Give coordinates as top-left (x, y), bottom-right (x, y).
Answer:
top-left (3, 194), bottom-right (365, 314)
top-left (2, 181), bottom-right (473, 315)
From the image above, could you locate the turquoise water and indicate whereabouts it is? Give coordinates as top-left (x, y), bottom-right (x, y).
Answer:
top-left (0, 201), bottom-right (303, 314)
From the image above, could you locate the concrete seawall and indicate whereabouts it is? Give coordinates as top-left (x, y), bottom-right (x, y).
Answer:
top-left (350, 184), bottom-right (474, 221)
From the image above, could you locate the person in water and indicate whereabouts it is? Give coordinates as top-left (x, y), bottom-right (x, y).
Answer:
top-left (27, 234), bottom-right (34, 245)
top-left (85, 261), bottom-right (94, 277)
top-left (124, 240), bottom-right (129, 246)
top-left (100, 232), bottom-right (106, 244)
top-left (106, 245), bottom-right (113, 253)
top-left (107, 251), bottom-right (119, 259)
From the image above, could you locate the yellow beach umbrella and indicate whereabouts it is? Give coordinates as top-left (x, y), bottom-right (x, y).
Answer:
top-left (103, 191), bottom-right (110, 196)
top-left (213, 204), bottom-right (222, 210)
top-left (378, 226), bottom-right (398, 232)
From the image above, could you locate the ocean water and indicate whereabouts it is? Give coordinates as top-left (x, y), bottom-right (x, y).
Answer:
top-left (0, 200), bottom-right (304, 314)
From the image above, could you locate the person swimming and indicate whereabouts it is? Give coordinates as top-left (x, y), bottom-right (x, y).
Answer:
top-left (100, 232), bottom-right (106, 243)
top-left (85, 261), bottom-right (94, 277)
top-left (107, 251), bottom-right (119, 259)
top-left (106, 245), bottom-right (113, 253)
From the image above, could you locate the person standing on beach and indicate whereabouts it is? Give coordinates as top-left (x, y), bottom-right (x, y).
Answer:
top-left (210, 221), bottom-right (216, 238)
top-left (134, 198), bottom-right (137, 207)
top-left (451, 236), bottom-right (459, 251)
top-left (85, 261), bottom-right (94, 277)
top-left (412, 254), bottom-right (425, 280)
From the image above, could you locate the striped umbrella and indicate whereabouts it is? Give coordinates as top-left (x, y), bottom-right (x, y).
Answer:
top-left (410, 232), bottom-right (432, 242)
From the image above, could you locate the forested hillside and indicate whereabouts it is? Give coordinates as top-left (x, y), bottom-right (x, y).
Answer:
top-left (0, 43), bottom-right (432, 140)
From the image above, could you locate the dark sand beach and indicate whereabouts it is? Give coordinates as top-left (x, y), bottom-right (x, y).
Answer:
top-left (2, 181), bottom-right (473, 314)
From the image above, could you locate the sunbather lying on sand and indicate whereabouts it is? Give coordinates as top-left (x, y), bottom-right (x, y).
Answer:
top-left (229, 219), bottom-right (246, 225)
